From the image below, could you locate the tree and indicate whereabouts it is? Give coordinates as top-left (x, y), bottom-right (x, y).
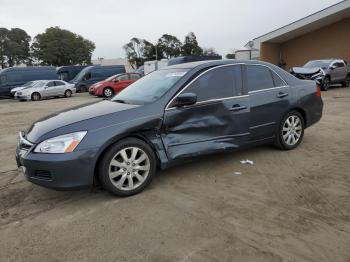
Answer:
top-left (182, 32), bottom-right (203, 56)
top-left (31, 27), bottom-right (95, 66)
top-left (203, 47), bottom-right (220, 56)
top-left (157, 34), bottom-right (182, 58)
top-left (225, 53), bottom-right (236, 59)
top-left (0, 28), bottom-right (31, 68)
top-left (123, 38), bottom-right (163, 68)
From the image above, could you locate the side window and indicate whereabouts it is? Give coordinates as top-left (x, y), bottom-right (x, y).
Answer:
top-left (117, 74), bottom-right (129, 81)
top-left (47, 81), bottom-right (55, 87)
top-left (335, 62), bottom-right (345, 68)
top-left (185, 65), bottom-right (242, 102)
top-left (271, 70), bottom-right (285, 87)
top-left (54, 81), bottom-right (65, 86)
top-left (59, 72), bottom-right (69, 81)
top-left (0, 75), bottom-right (7, 85)
top-left (84, 72), bottom-right (92, 80)
top-left (246, 65), bottom-right (274, 92)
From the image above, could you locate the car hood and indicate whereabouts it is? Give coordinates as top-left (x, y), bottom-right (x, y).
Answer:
top-left (11, 86), bottom-right (26, 92)
top-left (26, 100), bottom-right (140, 142)
top-left (291, 67), bottom-right (322, 74)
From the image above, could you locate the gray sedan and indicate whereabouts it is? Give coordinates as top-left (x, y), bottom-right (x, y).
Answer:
top-left (14, 80), bottom-right (76, 101)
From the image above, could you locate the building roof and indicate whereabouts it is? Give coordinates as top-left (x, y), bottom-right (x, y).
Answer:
top-left (246, 0), bottom-right (350, 49)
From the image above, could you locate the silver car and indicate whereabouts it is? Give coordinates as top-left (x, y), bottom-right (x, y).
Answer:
top-left (14, 80), bottom-right (76, 101)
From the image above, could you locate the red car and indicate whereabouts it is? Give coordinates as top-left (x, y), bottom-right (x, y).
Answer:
top-left (89, 73), bottom-right (142, 98)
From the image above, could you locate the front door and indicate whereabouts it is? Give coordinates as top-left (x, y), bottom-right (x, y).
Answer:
top-left (44, 81), bottom-right (56, 97)
top-left (161, 64), bottom-right (250, 161)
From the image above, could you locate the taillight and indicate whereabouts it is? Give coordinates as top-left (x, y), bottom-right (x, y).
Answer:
top-left (316, 85), bottom-right (321, 97)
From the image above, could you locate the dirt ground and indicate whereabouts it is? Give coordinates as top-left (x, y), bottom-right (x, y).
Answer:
top-left (0, 89), bottom-right (349, 262)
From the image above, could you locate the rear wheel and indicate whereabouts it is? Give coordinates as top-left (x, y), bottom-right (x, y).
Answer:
top-left (275, 111), bottom-right (304, 150)
top-left (98, 138), bottom-right (156, 197)
top-left (103, 87), bottom-right (114, 98)
top-left (342, 75), bottom-right (350, 87)
top-left (64, 89), bottom-right (72, 97)
top-left (321, 77), bottom-right (330, 91)
top-left (31, 92), bottom-right (41, 101)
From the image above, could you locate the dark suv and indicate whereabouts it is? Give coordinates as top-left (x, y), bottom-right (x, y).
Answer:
top-left (16, 60), bottom-right (323, 197)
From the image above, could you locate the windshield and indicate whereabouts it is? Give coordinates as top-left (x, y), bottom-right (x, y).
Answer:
top-left (22, 81), bottom-right (34, 87)
top-left (27, 80), bottom-right (46, 89)
top-left (72, 67), bottom-right (90, 82)
top-left (112, 69), bottom-right (189, 105)
top-left (304, 60), bottom-right (331, 69)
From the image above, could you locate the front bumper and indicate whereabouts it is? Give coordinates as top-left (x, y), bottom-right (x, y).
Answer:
top-left (14, 94), bottom-right (30, 100)
top-left (16, 145), bottom-right (99, 190)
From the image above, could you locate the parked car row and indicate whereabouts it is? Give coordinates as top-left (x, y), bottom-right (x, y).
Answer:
top-left (0, 65), bottom-right (126, 98)
top-left (290, 59), bottom-right (350, 90)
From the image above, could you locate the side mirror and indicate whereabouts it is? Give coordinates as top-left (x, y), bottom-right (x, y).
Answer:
top-left (329, 65), bottom-right (336, 70)
top-left (175, 93), bottom-right (197, 107)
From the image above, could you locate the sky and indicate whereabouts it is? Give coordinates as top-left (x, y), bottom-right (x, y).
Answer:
top-left (0, 0), bottom-right (342, 59)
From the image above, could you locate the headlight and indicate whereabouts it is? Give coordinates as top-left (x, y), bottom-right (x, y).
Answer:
top-left (34, 131), bottom-right (87, 153)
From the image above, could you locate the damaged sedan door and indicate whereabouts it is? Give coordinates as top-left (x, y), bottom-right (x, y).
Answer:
top-left (161, 64), bottom-right (250, 161)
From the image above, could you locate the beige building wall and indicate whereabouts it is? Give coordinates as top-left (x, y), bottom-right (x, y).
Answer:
top-left (260, 17), bottom-right (350, 69)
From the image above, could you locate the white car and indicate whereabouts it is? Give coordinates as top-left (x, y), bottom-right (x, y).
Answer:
top-left (14, 80), bottom-right (76, 101)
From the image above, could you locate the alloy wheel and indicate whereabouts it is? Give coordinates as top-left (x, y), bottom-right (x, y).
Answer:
top-left (282, 115), bottom-right (302, 146)
top-left (108, 147), bottom-right (150, 191)
top-left (104, 88), bottom-right (112, 97)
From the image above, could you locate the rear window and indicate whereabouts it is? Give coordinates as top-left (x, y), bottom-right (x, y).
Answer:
top-left (246, 65), bottom-right (274, 92)
top-left (271, 71), bottom-right (285, 87)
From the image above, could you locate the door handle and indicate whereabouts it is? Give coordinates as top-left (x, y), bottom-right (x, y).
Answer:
top-left (277, 92), bottom-right (288, 98)
top-left (230, 104), bottom-right (247, 111)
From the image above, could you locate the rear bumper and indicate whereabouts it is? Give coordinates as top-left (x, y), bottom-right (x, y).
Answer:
top-left (16, 146), bottom-right (99, 190)
top-left (305, 98), bottom-right (323, 128)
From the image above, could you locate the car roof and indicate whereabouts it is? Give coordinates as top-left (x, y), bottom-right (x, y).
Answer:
top-left (163, 59), bottom-right (274, 70)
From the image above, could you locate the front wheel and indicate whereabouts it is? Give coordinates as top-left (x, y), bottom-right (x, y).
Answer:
top-left (103, 87), bottom-right (114, 98)
top-left (31, 92), bottom-right (41, 101)
top-left (98, 138), bottom-right (156, 197)
top-left (321, 77), bottom-right (330, 91)
top-left (275, 111), bottom-right (304, 150)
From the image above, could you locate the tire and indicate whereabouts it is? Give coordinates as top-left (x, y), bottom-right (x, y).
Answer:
top-left (342, 75), bottom-right (350, 87)
top-left (321, 77), bottom-right (330, 91)
top-left (64, 89), bottom-right (72, 98)
top-left (98, 138), bottom-right (157, 197)
top-left (31, 92), bottom-right (41, 101)
top-left (274, 111), bottom-right (304, 150)
top-left (77, 85), bottom-right (87, 93)
top-left (103, 87), bottom-right (114, 98)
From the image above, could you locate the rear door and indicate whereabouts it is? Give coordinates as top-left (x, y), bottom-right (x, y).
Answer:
top-left (245, 64), bottom-right (289, 141)
top-left (54, 81), bottom-right (67, 95)
top-left (162, 64), bottom-right (250, 161)
top-left (331, 61), bottom-right (346, 82)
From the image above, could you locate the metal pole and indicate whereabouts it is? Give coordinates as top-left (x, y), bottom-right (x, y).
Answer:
top-left (155, 43), bottom-right (158, 70)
